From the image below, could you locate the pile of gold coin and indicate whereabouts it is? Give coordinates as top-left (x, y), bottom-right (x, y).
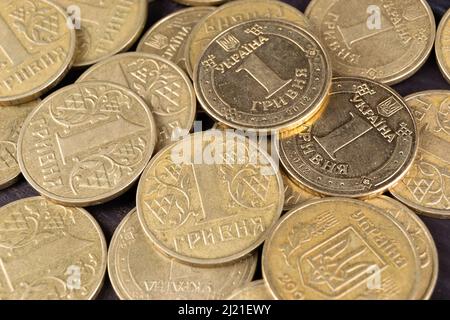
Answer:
top-left (0, 0), bottom-right (448, 300)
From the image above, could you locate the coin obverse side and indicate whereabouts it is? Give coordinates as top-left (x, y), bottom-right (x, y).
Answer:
top-left (227, 280), bottom-right (273, 300)
top-left (0, 100), bottom-right (39, 190)
top-left (436, 10), bottom-right (450, 84)
top-left (185, 0), bottom-right (311, 77)
top-left (52, 0), bottom-right (148, 67)
top-left (137, 131), bottom-right (284, 265)
top-left (108, 208), bottom-right (258, 300)
top-left (390, 91), bottom-right (450, 218)
top-left (0, 0), bottom-right (76, 105)
top-left (77, 53), bottom-right (196, 151)
top-left (0, 196), bottom-right (107, 300)
top-left (18, 82), bottom-right (157, 207)
top-left (262, 198), bottom-right (422, 300)
top-left (195, 19), bottom-right (331, 132)
top-left (366, 196), bottom-right (438, 300)
top-left (305, 0), bottom-right (435, 85)
top-left (137, 7), bottom-right (215, 73)
top-left (278, 77), bottom-right (418, 198)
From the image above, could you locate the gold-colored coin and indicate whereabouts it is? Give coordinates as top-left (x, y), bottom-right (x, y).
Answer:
top-left (173, 0), bottom-right (229, 7)
top-left (0, 196), bottom-right (107, 300)
top-left (52, 0), bottom-right (148, 67)
top-left (108, 208), bottom-right (258, 300)
top-left (137, 131), bottom-right (284, 265)
top-left (390, 90), bottom-right (450, 218)
top-left (18, 82), bottom-right (157, 207)
top-left (0, 0), bottom-right (76, 105)
top-left (305, 0), bottom-right (435, 85)
top-left (366, 196), bottom-right (438, 300)
top-left (0, 100), bottom-right (39, 190)
top-left (137, 7), bottom-right (215, 72)
top-left (185, 0), bottom-right (311, 77)
top-left (227, 280), bottom-right (273, 300)
top-left (436, 10), bottom-right (450, 83)
top-left (77, 53), bottom-right (196, 151)
top-left (262, 198), bottom-right (422, 300)
top-left (282, 170), bottom-right (317, 211)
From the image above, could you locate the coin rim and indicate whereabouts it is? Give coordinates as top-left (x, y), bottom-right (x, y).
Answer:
top-left (436, 10), bottom-right (450, 84)
top-left (226, 279), bottom-right (271, 300)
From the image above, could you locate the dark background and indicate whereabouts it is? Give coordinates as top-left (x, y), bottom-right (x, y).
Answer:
top-left (1, 0), bottom-right (449, 300)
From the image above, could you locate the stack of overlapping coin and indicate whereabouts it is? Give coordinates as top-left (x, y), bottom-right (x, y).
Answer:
top-left (0, 0), bottom-right (447, 300)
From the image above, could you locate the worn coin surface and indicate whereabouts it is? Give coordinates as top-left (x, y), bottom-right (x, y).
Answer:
top-left (305, 0), bottom-right (435, 85)
top-left (52, 0), bottom-right (147, 67)
top-left (390, 91), bottom-right (450, 218)
top-left (278, 77), bottom-right (417, 198)
top-left (137, 131), bottom-right (284, 265)
top-left (137, 7), bottom-right (215, 72)
top-left (18, 82), bottom-right (157, 207)
top-left (262, 198), bottom-right (421, 300)
top-left (108, 208), bottom-right (258, 300)
top-left (227, 280), bottom-right (273, 300)
top-left (0, 100), bottom-right (39, 190)
top-left (282, 170), bottom-right (318, 211)
top-left (0, 0), bottom-right (75, 105)
top-left (436, 10), bottom-right (450, 84)
top-left (77, 53), bottom-right (196, 151)
top-left (195, 19), bottom-right (331, 132)
top-left (366, 196), bottom-right (438, 300)
top-left (0, 196), bottom-right (107, 300)
top-left (185, 0), bottom-right (311, 77)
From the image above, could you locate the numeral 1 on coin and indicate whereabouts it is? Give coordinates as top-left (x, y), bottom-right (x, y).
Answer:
top-left (0, 16), bottom-right (29, 67)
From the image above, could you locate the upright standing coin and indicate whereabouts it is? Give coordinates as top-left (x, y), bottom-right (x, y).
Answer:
top-left (0, 197), bottom-right (107, 300)
top-left (185, 0), bottom-right (311, 77)
top-left (195, 19), bottom-right (331, 132)
top-left (77, 53), bottom-right (196, 151)
top-left (18, 82), bottom-right (157, 207)
top-left (262, 198), bottom-right (421, 300)
top-left (52, 0), bottom-right (147, 67)
top-left (137, 131), bottom-right (284, 265)
top-left (227, 280), bottom-right (273, 300)
top-left (278, 77), bottom-right (418, 198)
top-left (390, 91), bottom-right (450, 218)
top-left (108, 208), bottom-right (258, 300)
top-left (137, 7), bottom-right (215, 73)
top-left (436, 10), bottom-right (450, 84)
top-left (0, 100), bottom-right (39, 190)
top-left (0, 0), bottom-right (75, 105)
top-left (366, 196), bottom-right (438, 300)
top-left (305, 0), bottom-right (435, 85)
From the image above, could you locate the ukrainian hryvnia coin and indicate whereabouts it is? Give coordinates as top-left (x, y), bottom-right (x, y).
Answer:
top-left (185, 0), bottom-right (311, 77)
top-left (278, 77), bottom-right (418, 198)
top-left (436, 10), bottom-right (450, 84)
top-left (282, 170), bottom-right (318, 211)
top-left (77, 53), bottom-right (196, 151)
top-left (366, 196), bottom-right (438, 300)
top-left (305, 0), bottom-right (435, 85)
top-left (108, 208), bottom-right (258, 300)
top-left (137, 7), bottom-right (215, 73)
top-left (173, 0), bottom-right (228, 7)
top-left (262, 198), bottom-right (422, 300)
top-left (227, 280), bottom-right (273, 300)
top-left (390, 91), bottom-right (450, 218)
top-left (17, 82), bottom-right (157, 207)
top-left (0, 0), bottom-right (76, 105)
top-left (0, 196), bottom-right (107, 300)
top-left (194, 19), bottom-right (331, 132)
top-left (52, 0), bottom-right (147, 67)
top-left (0, 100), bottom-right (39, 190)
top-left (137, 131), bottom-right (284, 265)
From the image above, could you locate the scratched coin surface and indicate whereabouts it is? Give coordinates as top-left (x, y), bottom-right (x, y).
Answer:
top-left (0, 100), bottom-right (39, 190)
top-left (195, 19), bottom-right (331, 132)
top-left (390, 91), bottom-right (450, 218)
top-left (305, 0), bottom-right (435, 85)
top-left (278, 77), bottom-right (417, 198)
top-left (52, 0), bottom-right (147, 67)
top-left (366, 196), bottom-right (438, 300)
top-left (0, 196), bottom-right (107, 300)
top-left (18, 82), bottom-right (156, 207)
top-left (436, 10), bottom-right (450, 84)
top-left (227, 280), bottom-right (273, 300)
top-left (108, 208), bottom-right (258, 300)
top-left (77, 53), bottom-right (196, 151)
top-left (185, 0), bottom-right (311, 77)
top-left (137, 131), bottom-right (284, 265)
top-left (262, 198), bottom-right (421, 300)
top-left (137, 7), bottom-right (215, 72)
top-left (0, 0), bottom-right (75, 105)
